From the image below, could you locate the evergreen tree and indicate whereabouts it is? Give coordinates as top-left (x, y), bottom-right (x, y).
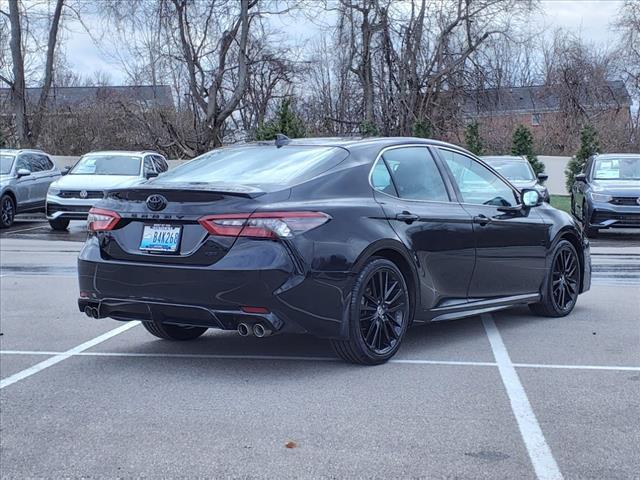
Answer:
top-left (464, 121), bottom-right (484, 155)
top-left (359, 120), bottom-right (379, 137)
top-left (565, 124), bottom-right (600, 192)
top-left (511, 124), bottom-right (545, 175)
top-left (255, 99), bottom-right (306, 141)
top-left (412, 119), bottom-right (432, 139)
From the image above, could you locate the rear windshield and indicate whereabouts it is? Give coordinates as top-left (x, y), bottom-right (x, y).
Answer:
top-left (154, 145), bottom-right (349, 189)
top-left (70, 155), bottom-right (141, 176)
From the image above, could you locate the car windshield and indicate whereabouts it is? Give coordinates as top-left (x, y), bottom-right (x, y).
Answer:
top-left (70, 155), bottom-right (142, 176)
top-left (0, 154), bottom-right (15, 175)
top-left (154, 145), bottom-right (349, 190)
top-left (593, 157), bottom-right (640, 180)
top-left (483, 158), bottom-right (535, 181)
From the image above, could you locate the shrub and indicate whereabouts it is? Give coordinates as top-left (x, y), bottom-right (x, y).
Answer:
top-left (511, 124), bottom-right (545, 175)
top-left (565, 124), bottom-right (600, 192)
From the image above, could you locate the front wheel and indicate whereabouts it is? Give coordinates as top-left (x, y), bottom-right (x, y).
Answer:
top-left (142, 322), bottom-right (208, 340)
top-left (530, 240), bottom-right (581, 317)
top-left (48, 217), bottom-right (70, 231)
top-left (331, 258), bottom-right (411, 365)
top-left (0, 194), bottom-right (15, 228)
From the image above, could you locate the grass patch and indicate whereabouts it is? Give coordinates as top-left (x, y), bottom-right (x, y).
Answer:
top-left (550, 195), bottom-right (572, 214)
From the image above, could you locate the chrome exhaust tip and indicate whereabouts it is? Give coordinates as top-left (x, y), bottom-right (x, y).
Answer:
top-left (91, 307), bottom-right (100, 319)
top-left (84, 306), bottom-right (93, 318)
top-left (237, 323), bottom-right (251, 336)
top-left (253, 323), bottom-right (272, 338)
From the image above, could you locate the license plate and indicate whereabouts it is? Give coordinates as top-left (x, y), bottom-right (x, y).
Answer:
top-left (140, 224), bottom-right (181, 252)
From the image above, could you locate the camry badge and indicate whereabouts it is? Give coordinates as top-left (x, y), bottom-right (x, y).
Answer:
top-left (79, 190), bottom-right (88, 199)
top-left (146, 194), bottom-right (168, 212)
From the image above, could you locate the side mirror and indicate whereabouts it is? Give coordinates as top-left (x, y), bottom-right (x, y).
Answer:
top-left (537, 173), bottom-right (548, 183)
top-left (145, 171), bottom-right (159, 179)
top-left (16, 168), bottom-right (31, 178)
top-left (61, 166), bottom-right (71, 176)
top-left (575, 173), bottom-right (586, 183)
top-left (522, 189), bottom-right (542, 208)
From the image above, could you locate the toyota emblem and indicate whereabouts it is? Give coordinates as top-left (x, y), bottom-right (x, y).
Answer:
top-left (79, 190), bottom-right (88, 199)
top-left (146, 194), bottom-right (167, 211)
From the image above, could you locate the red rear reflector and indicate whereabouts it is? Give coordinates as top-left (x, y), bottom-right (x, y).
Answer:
top-left (240, 306), bottom-right (270, 314)
top-left (87, 208), bottom-right (120, 232)
top-left (198, 211), bottom-right (330, 239)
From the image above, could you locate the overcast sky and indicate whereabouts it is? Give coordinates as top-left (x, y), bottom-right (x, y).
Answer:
top-left (60, 0), bottom-right (625, 85)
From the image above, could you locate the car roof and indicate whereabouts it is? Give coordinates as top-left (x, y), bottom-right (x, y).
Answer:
top-left (0, 148), bottom-right (47, 155)
top-left (84, 150), bottom-right (160, 157)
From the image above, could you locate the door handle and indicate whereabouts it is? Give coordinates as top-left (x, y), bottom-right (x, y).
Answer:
top-left (473, 214), bottom-right (491, 226)
top-left (396, 211), bottom-right (419, 223)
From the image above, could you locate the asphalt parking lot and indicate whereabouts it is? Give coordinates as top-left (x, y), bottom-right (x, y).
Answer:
top-left (1, 219), bottom-right (639, 479)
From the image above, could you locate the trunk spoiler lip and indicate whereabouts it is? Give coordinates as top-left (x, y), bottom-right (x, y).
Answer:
top-left (106, 183), bottom-right (267, 199)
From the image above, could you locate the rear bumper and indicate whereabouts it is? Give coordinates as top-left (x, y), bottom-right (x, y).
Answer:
top-left (588, 202), bottom-right (640, 229)
top-left (77, 236), bottom-right (352, 339)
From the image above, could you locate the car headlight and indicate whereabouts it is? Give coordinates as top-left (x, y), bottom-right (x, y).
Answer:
top-left (590, 192), bottom-right (612, 203)
top-left (48, 186), bottom-right (60, 196)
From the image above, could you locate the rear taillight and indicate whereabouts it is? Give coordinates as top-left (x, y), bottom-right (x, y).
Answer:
top-left (87, 207), bottom-right (120, 232)
top-left (198, 211), bottom-right (330, 239)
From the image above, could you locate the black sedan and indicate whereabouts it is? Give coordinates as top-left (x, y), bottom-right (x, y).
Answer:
top-left (78, 137), bottom-right (591, 364)
top-left (572, 153), bottom-right (640, 237)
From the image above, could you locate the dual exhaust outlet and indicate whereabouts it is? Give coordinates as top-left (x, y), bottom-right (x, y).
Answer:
top-left (84, 306), bottom-right (100, 319)
top-left (237, 322), bottom-right (272, 338)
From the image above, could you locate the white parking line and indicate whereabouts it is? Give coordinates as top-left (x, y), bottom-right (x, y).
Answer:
top-left (482, 314), bottom-right (563, 480)
top-left (2, 225), bottom-right (47, 235)
top-left (0, 322), bottom-right (139, 390)
top-left (1, 349), bottom-right (638, 372)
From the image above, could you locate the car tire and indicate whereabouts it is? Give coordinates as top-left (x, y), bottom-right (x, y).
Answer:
top-left (581, 201), bottom-right (598, 238)
top-left (141, 322), bottom-right (208, 341)
top-left (48, 217), bottom-right (70, 231)
top-left (529, 240), bottom-right (581, 318)
top-left (0, 194), bottom-right (15, 228)
top-left (331, 258), bottom-right (411, 365)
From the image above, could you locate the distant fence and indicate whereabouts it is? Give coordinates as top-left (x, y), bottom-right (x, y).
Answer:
top-left (52, 155), bottom-right (572, 196)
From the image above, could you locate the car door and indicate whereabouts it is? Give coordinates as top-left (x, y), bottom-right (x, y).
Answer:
top-left (436, 147), bottom-right (548, 299)
top-left (371, 145), bottom-right (476, 312)
top-left (13, 153), bottom-right (35, 207)
top-left (31, 154), bottom-right (57, 206)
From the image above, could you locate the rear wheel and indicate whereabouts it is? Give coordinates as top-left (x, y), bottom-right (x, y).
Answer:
top-left (0, 194), bottom-right (15, 228)
top-left (48, 217), bottom-right (70, 231)
top-left (142, 322), bottom-right (208, 340)
top-left (331, 258), bottom-right (411, 365)
top-left (530, 240), bottom-right (581, 317)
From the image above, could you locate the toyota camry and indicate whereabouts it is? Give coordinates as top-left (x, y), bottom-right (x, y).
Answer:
top-left (77, 137), bottom-right (591, 364)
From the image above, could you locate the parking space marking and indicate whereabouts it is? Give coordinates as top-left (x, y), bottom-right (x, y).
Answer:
top-left (2, 349), bottom-right (638, 372)
top-left (2, 225), bottom-right (48, 235)
top-left (0, 322), bottom-right (139, 390)
top-left (482, 314), bottom-right (563, 480)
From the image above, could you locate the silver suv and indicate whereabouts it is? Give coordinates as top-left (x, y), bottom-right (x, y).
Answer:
top-left (46, 150), bottom-right (169, 230)
top-left (0, 149), bottom-right (61, 228)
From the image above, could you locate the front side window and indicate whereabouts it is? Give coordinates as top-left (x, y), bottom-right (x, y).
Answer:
top-left (15, 155), bottom-right (30, 171)
top-left (439, 149), bottom-right (517, 207)
top-left (376, 147), bottom-right (449, 202)
top-left (593, 156), bottom-right (640, 180)
top-left (0, 154), bottom-right (15, 175)
top-left (70, 155), bottom-right (142, 176)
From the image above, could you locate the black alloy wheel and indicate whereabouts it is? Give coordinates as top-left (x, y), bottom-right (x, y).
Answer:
top-left (332, 258), bottom-right (411, 364)
top-left (0, 195), bottom-right (15, 228)
top-left (530, 240), bottom-right (581, 317)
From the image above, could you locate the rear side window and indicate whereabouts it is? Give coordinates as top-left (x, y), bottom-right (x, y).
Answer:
top-left (376, 147), bottom-right (449, 202)
top-left (155, 146), bottom-right (349, 189)
top-left (35, 154), bottom-right (54, 171)
top-left (153, 155), bottom-right (168, 173)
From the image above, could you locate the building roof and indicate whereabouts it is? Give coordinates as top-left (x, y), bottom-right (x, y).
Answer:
top-left (463, 80), bottom-right (631, 117)
top-left (0, 85), bottom-right (174, 110)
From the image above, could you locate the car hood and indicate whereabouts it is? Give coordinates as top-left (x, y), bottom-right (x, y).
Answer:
top-left (591, 179), bottom-right (640, 196)
top-left (51, 174), bottom-right (145, 190)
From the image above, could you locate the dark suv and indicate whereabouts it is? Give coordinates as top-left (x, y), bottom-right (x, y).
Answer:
top-left (571, 153), bottom-right (640, 236)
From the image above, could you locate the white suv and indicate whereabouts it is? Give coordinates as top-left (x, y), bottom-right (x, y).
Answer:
top-left (46, 150), bottom-right (169, 230)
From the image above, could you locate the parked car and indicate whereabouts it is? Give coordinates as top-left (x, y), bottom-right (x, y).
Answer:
top-left (0, 149), bottom-right (61, 228)
top-left (77, 137), bottom-right (591, 364)
top-left (481, 155), bottom-right (550, 202)
top-left (46, 150), bottom-right (169, 230)
top-left (571, 153), bottom-right (640, 237)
